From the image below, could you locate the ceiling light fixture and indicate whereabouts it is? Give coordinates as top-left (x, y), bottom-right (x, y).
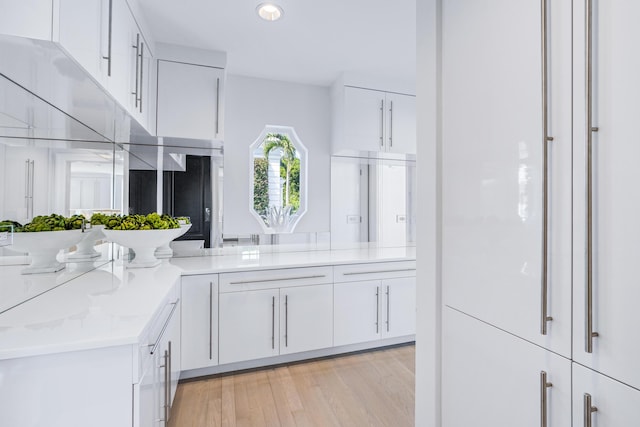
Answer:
top-left (256, 3), bottom-right (284, 21)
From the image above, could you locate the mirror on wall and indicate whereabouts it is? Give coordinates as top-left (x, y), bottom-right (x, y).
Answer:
top-left (331, 156), bottom-right (416, 249)
top-left (249, 125), bottom-right (307, 233)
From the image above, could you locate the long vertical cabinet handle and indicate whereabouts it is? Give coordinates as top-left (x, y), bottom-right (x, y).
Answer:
top-left (209, 281), bottom-right (213, 360)
top-left (379, 99), bottom-right (384, 147)
top-left (585, 0), bottom-right (599, 353)
top-left (131, 34), bottom-right (140, 108)
top-left (24, 160), bottom-right (29, 209)
top-left (375, 286), bottom-right (380, 333)
top-left (215, 77), bottom-right (220, 136)
top-left (385, 286), bottom-right (390, 332)
top-left (540, 0), bottom-right (554, 335)
top-left (157, 349), bottom-right (169, 425)
top-left (139, 42), bottom-right (144, 113)
top-left (388, 100), bottom-right (394, 148)
top-left (29, 160), bottom-right (34, 219)
top-left (583, 393), bottom-right (597, 427)
top-left (167, 341), bottom-right (172, 423)
top-left (540, 371), bottom-right (553, 427)
top-left (284, 295), bottom-right (288, 347)
top-left (271, 296), bottom-right (275, 350)
top-left (102, 0), bottom-right (113, 76)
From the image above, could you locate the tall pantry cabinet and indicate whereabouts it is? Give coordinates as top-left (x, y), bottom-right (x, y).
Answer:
top-left (442, 0), bottom-right (640, 425)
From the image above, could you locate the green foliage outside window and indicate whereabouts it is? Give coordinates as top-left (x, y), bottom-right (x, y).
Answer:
top-left (253, 158), bottom-right (269, 215)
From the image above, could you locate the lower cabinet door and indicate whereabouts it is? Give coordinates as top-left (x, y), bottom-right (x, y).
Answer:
top-left (334, 280), bottom-right (382, 346)
top-left (181, 275), bottom-right (218, 371)
top-left (382, 277), bottom-right (416, 338)
top-left (279, 284), bottom-right (333, 355)
top-left (443, 307), bottom-right (571, 427)
top-left (573, 363), bottom-right (640, 427)
top-left (219, 289), bottom-right (280, 364)
top-left (136, 358), bottom-right (156, 427)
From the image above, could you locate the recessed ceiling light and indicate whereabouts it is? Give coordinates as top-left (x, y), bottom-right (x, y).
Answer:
top-left (256, 3), bottom-right (284, 21)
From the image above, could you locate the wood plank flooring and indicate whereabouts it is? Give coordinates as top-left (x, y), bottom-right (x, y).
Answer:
top-left (169, 344), bottom-right (415, 427)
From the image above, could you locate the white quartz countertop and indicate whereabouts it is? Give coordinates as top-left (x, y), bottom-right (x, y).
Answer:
top-left (0, 247), bottom-right (415, 361)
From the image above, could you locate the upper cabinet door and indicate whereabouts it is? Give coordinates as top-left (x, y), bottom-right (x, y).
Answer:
top-left (572, 0), bottom-right (640, 389)
top-left (57, 0), bottom-right (108, 85)
top-left (442, 0), bottom-right (573, 357)
top-left (343, 86), bottom-right (387, 153)
top-left (107, 0), bottom-right (137, 112)
top-left (385, 92), bottom-right (416, 155)
top-left (156, 60), bottom-right (224, 140)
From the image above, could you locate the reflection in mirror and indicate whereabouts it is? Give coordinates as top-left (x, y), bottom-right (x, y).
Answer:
top-left (250, 126), bottom-right (307, 233)
top-left (121, 141), bottom-right (223, 248)
top-left (331, 156), bottom-right (416, 249)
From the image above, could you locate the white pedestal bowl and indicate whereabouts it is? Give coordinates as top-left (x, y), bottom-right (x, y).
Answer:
top-left (155, 224), bottom-right (192, 258)
top-left (11, 230), bottom-right (85, 274)
top-left (102, 229), bottom-right (176, 268)
top-left (67, 225), bottom-right (105, 260)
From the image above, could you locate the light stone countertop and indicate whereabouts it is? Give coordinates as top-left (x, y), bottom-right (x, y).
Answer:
top-left (0, 247), bottom-right (415, 360)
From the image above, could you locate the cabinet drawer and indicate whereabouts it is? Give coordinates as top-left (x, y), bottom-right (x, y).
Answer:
top-left (333, 261), bottom-right (416, 283)
top-left (220, 266), bottom-right (333, 292)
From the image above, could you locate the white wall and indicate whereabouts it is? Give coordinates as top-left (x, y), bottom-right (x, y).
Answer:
top-left (223, 75), bottom-right (331, 235)
top-left (415, 0), bottom-right (442, 426)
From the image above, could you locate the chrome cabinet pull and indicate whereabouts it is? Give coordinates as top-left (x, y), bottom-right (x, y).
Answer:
top-left (132, 33), bottom-right (139, 107)
top-left (215, 77), bottom-right (220, 136)
top-left (389, 100), bottom-right (394, 148)
top-left (375, 286), bottom-right (380, 333)
top-left (379, 99), bottom-right (384, 147)
top-left (229, 274), bottom-right (326, 285)
top-left (209, 281), bottom-right (213, 360)
top-left (167, 341), bottom-right (172, 423)
top-left (24, 160), bottom-right (29, 208)
top-left (584, 393), bottom-right (597, 427)
top-left (585, 0), bottom-right (599, 353)
top-left (540, 371), bottom-right (553, 427)
top-left (385, 286), bottom-right (390, 332)
top-left (102, 0), bottom-right (113, 76)
top-left (342, 268), bottom-right (416, 276)
top-left (540, 0), bottom-right (554, 335)
top-left (28, 160), bottom-right (34, 219)
top-left (271, 296), bottom-right (275, 350)
top-left (285, 294), bottom-right (288, 347)
top-left (149, 301), bottom-right (178, 355)
top-left (139, 42), bottom-right (144, 113)
top-left (157, 349), bottom-right (169, 425)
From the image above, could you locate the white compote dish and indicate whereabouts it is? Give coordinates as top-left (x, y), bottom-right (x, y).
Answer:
top-left (67, 225), bottom-right (105, 261)
top-left (11, 229), bottom-right (85, 274)
top-left (102, 228), bottom-right (177, 268)
top-left (155, 223), bottom-right (192, 258)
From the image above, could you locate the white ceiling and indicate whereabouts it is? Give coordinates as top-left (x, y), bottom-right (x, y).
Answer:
top-left (137, 0), bottom-right (416, 87)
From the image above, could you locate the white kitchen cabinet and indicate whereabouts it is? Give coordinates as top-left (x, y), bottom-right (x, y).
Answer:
top-left (442, 307), bottom-right (572, 427)
top-left (219, 288), bottom-right (280, 364)
top-left (572, 363), bottom-right (640, 427)
top-left (156, 60), bottom-right (225, 140)
top-left (181, 274), bottom-right (219, 370)
top-left (442, 0), bottom-right (573, 358)
top-left (572, 0), bottom-right (640, 390)
top-left (279, 284), bottom-right (333, 355)
top-left (337, 86), bottom-right (415, 155)
top-left (333, 261), bottom-right (416, 346)
top-left (218, 267), bottom-right (333, 365)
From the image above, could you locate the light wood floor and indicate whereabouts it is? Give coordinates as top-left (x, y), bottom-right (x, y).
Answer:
top-left (169, 344), bottom-right (415, 427)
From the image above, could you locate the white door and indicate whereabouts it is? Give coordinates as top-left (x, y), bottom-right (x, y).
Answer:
top-left (156, 60), bottom-right (224, 140)
top-left (572, 1), bottom-right (640, 390)
top-left (136, 358), bottom-right (156, 427)
top-left (385, 92), bottom-right (416, 154)
top-left (443, 307), bottom-right (571, 427)
top-left (57, 0), bottom-right (107, 86)
top-left (343, 86), bottom-right (386, 153)
top-left (181, 275), bottom-right (218, 371)
top-left (573, 363), bottom-right (640, 427)
top-left (442, 0), bottom-right (573, 357)
top-left (107, 0), bottom-right (136, 111)
top-left (279, 284), bottom-right (333, 355)
top-left (219, 289), bottom-right (279, 364)
top-left (334, 281), bottom-right (381, 346)
top-left (382, 277), bottom-right (415, 338)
